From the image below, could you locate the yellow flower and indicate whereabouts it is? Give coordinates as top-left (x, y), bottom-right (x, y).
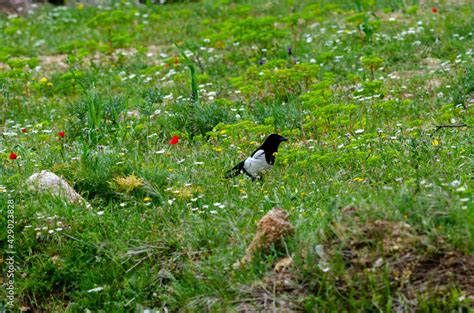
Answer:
top-left (213, 147), bottom-right (222, 152)
top-left (39, 77), bottom-right (48, 84)
top-left (353, 177), bottom-right (364, 182)
top-left (144, 197), bottom-right (152, 202)
top-left (112, 175), bottom-right (143, 193)
top-left (47, 82), bottom-right (53, 87)
top-left (432, 139), bottom-right (439, 146)
top-left (169, 185), bottom-right (203, 200)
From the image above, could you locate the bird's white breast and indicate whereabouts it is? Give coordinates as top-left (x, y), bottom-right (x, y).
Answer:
top-left (244, 150), bottom-right (272, 177)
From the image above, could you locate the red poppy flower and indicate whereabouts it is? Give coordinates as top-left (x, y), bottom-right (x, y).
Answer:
top-left (432, 7), bottom-right (438, 13)
top-left (58, 131), bottom-right (65, 138)
top-left (169, 135), bottom-right (179, 145)
top-left (21, 128), bottom-right (27, 133)
top-left (9, 152), bottom-right (17, 160)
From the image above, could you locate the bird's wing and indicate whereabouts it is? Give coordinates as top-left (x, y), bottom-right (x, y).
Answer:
top-left (250, 146), bottom-right (264, 157)
top-left (244, 150), bottom-right (272, 177)
top-left (252, 146), bottom-right (276, 164)
top-left (251, 149), bottom-right (266, 160)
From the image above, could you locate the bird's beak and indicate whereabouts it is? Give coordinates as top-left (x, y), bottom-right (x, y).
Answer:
top-left (281, 137), bottom-right (288, 142)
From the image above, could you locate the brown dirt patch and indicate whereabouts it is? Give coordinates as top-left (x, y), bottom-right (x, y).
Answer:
top-left (405, 251), bottom-right (474, 299)
top-left (236, 259), bottom-right (304, 312)
top-left (234, 207), bottom-right (473, 311)
top-left (332, 209), bottom-right (474, 308)
top-left (39, 54), bottom-right (69, 72)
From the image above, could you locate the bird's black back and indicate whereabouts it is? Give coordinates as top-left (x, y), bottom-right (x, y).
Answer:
top-left (251, 134), bottom-right (286, 164)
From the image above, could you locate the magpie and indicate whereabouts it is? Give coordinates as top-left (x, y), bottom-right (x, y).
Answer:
top-left (225, 134), bottom-right (288, 181)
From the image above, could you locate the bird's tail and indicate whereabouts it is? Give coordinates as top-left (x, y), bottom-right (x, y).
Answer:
top-left (225, 161), bottom-right (245, 178)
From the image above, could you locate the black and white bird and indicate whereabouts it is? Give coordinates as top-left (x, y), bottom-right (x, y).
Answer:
top-left (225, 134), bottom-right (288, 181)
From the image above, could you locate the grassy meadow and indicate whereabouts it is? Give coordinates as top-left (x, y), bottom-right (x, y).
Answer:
top-left (1, 0), bottom-right (473, 311)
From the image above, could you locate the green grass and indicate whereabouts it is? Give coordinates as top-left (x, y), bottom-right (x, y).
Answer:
top-left (1, 0), bottom-right (473, 311)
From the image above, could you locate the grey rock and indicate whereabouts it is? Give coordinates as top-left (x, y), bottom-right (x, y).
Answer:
top-left (27, 170), bottom-right (91, 208)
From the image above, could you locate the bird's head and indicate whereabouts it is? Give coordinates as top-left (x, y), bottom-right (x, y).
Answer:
top-left (263, 133), bottom-right (288, 148)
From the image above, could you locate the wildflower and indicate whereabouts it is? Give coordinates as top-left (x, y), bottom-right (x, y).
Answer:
top-left (353, 177), bottom-right (364, 182)
top-left (432, 139), bottom-right (439, 146)
top-left (174, 56), bottom-right (179, 65)
top-left (431, 7), bottom-right (438, 13)
top-left (9, 152), bottom-right (17, 160)
top-left (450, 180), bottom-right (461, 188)
top-left (287, 47), bottom-right (292, 55)
top-left (47, 82), bottom-right (53, 87)
top-left (169, 135), bottom-right (179, 145)
top-left (21, 128), bottom-right (27, 133)
top-left (58, 131), bottom-right (65, 138)
top-left (87, 287), bottom-right (104, 293)
top-left (39, 77), bottom-right (48, 83)
top-left (113, 175), bottom-right (144, 192)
